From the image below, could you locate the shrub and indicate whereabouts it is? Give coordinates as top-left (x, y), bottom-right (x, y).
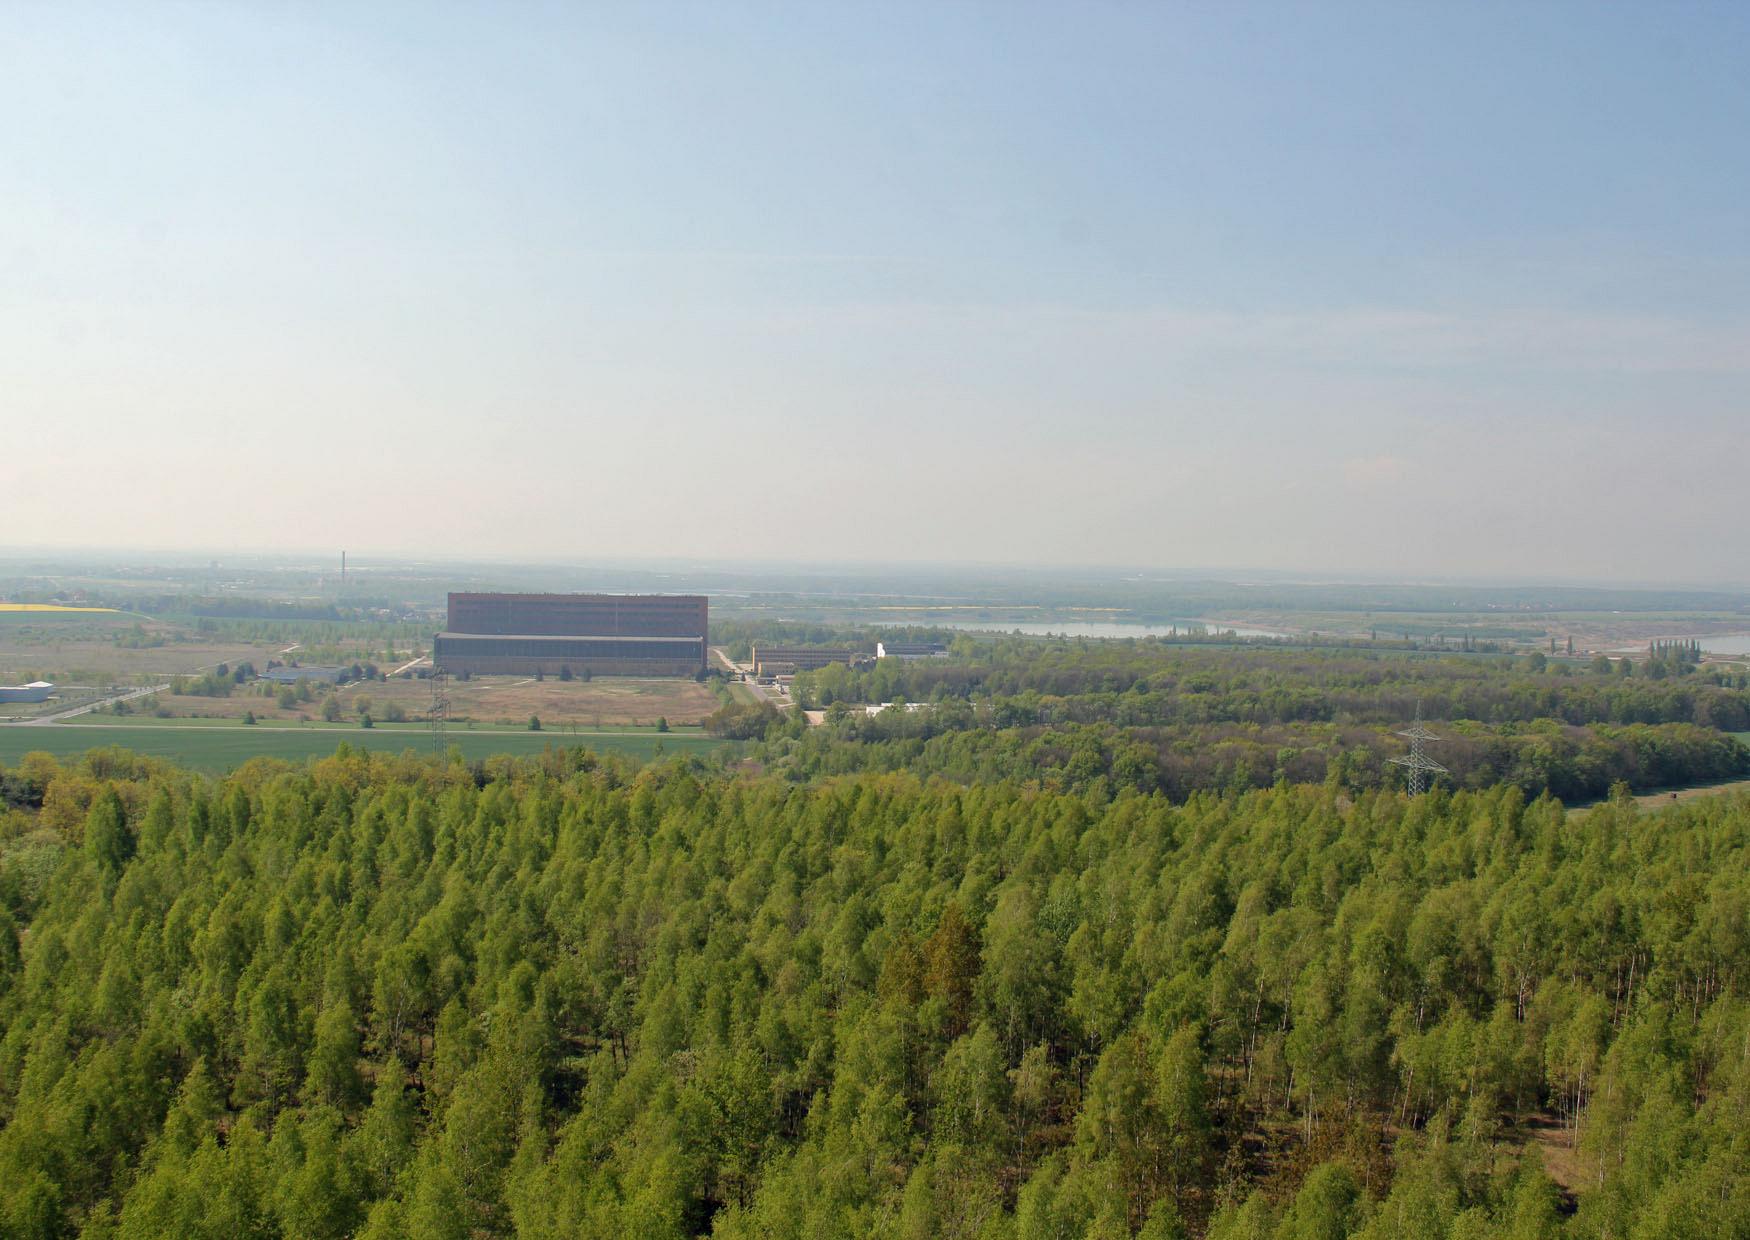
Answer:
top-left (703, 700), bottom-right (784, 740)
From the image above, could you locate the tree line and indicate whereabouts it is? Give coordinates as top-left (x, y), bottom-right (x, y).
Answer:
top-left (754, 714), bottom-right (1748, 804)
top-left (791, 642), bottom-right (1750, 733)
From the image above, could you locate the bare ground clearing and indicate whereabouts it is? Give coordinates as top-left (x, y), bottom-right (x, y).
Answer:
top-left (1567, 777), bottom-right (1750, 817)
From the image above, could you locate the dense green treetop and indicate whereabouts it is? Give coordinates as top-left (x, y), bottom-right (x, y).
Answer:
top-left (2, 745), bottom-right (1748, 1238)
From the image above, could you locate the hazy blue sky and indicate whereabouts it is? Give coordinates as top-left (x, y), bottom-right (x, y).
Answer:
top-left (3, 3), bottom-right (1747, 582)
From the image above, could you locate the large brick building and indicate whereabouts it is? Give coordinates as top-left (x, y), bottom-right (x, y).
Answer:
top-left (434, 592), bottom-right (708, 677)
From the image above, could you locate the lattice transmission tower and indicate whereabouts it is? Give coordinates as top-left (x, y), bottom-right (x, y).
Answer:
top-left (1389, 704), bottom-right (1448, 796)
top-left (428, 663), bottom-right (450, 751)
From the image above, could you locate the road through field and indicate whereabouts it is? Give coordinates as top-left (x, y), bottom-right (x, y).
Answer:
top-left (5, 646), bottom-right (295, 726)
top-left (7, 682), bottom-right (172, 725)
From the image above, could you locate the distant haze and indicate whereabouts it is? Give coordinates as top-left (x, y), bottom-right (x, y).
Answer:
top-left (3, 4), bottom-right (1748, 583)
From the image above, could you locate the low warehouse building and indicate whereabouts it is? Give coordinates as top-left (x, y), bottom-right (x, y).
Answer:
top-left (261, 665), bottom-right (346, 685)
top-left (750, 646), bottom-right (857, 677)
top-left (876, 641), bottom-right (948, 659)
top-left (0, 680), bottom-right (55, 703)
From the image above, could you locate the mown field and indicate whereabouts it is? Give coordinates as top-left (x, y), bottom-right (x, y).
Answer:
top-left (0, 723), bottom-right (723, 773)
top-left (117, 675), bottom-right (722, 728)
top-left (0, 608), bottom-right (416, 689)
top-left (0, 619), bottom-right (271, 685)
top-left (284, 673), bottom-right (719, 727)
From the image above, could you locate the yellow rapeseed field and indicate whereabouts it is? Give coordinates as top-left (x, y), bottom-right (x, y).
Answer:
top-left (0, 603), bottom-right (120, 613)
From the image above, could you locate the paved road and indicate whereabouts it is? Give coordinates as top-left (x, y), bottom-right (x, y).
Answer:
top-left (738, 674), bottom-right (797, 713)
top-left (5, 682), bottom-right (171, 726)
top-left (707, 649), bottom-right (797, 706)
top-left (5, 649), bottom-right (311, 727)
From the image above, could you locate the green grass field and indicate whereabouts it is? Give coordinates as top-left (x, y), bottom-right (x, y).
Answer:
top-left (0, 724), bottom-right (725, 774)
top-left (59, 713), bottom-right (697, 734)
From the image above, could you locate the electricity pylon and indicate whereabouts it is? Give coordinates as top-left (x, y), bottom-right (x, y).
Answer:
top-left (1389, 704), bottom-right (1448, 796)
top-left (428, 663), bottom-right (450, 750)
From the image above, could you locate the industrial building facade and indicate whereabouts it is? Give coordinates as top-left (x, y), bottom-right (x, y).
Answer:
top-left (434, 592), bottom-right (707, 677)
top-left (749, 646), bottom-right (858, 678)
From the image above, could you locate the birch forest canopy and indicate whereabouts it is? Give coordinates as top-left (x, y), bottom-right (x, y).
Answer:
top-left (1, 727), bottom-right (1748, 1238)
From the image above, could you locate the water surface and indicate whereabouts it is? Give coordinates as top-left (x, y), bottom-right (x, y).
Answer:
top-left (938, 619), bottom-right (1289, 640)
top-left (1699, 634), bottom-right (1750, 655)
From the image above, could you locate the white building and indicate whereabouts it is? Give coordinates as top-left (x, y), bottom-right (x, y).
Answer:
top-left (875, 641), bottom-right (948, 660)
top-left (0, 681), bottom-right (55, 704)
